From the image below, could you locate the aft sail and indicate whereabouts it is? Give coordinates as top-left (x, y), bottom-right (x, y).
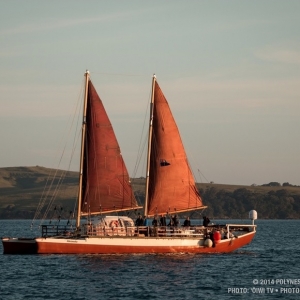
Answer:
top-left (144, 76), bottom-right (206, 217)
top-left (79, 74), bottom-right (141, 217)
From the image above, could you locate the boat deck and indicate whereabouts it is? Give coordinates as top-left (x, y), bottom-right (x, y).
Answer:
top-left (40, 224), bottom-right (256, 240)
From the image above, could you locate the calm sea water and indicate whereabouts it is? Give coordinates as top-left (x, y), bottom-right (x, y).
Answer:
top-left (0, 219), bottom-right (300, 300)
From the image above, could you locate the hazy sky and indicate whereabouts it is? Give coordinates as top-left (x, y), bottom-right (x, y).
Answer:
top-left (1, 0), bottom-right (299, 186)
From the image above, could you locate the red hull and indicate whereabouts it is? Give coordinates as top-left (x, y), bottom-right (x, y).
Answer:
top-left (2, 232), bottom-right (255, 255)
top-left (37, 232), bottom-right (254, 254)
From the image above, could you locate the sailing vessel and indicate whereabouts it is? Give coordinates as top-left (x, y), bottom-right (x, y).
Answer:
top-left (2, 71), bottom-right (257, 254)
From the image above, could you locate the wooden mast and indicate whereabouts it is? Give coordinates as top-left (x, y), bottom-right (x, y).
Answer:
top-left (143, 74), bottom-right (156, 217)
top-left (76, 70), bottom-right (89, 228)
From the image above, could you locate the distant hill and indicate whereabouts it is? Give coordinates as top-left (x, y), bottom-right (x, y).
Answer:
top-left (0, 166), bottom-right (300, 219)
top-left (0, 166), bottom-right (78, 219)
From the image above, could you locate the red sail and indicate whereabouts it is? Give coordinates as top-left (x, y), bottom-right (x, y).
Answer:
top-left (147, 81), bottom-right (205, 216)
top-left (81, 80), bottom-right (140, 214)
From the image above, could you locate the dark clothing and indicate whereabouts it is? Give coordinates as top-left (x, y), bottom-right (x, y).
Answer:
top-left (160, 216), bottom-right (166, 226)
top-left (203, 217), bottom-right (210, 227)
top-left (135, 216), bottom-right (144, 226)
top-left (152, 218), bottom-right (158, 227)
top-left (183, 219), bottom-right (191, 227)
top-left (173, 216), bottom-right (179, 227)
top-left (168, 219), bottom-right (174, 226)
top-left (209, 231), bottom-right (215, 247)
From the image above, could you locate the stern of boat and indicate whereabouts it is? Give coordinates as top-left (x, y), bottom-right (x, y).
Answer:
top-left (2, 237), bottom-right (38, 254)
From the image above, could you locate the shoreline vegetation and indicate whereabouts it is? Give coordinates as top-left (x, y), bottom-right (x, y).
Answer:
top-left (0, 166), bottom-right (299, 220)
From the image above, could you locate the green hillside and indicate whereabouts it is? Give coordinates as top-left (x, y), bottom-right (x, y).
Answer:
top-left (0, 166), bottom-right (300, 219)
top-left (0, 166), bottom-right (78, 219)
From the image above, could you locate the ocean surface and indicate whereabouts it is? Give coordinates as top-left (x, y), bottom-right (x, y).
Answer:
top-left (0, 219), bottom-right (300, 300)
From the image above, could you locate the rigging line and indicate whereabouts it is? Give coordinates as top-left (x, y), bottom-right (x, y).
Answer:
top-left (32, 168), bottom-right (56, 224)
top-left (49, 128), bottom-right (81, 209)
top-left (184, 156), bottom-right (203, 203)
top-left (34, 165), bottom-right (66, 224)
top-left (42, 130), bottom-right (82, 226)
top-left (33, 81), bottom-right (83, 225)
top-left (132, 134), bottom-right (148, 180)
top-left (131, 82), bottom-right (152, 179)
top-left (131, 135), bottom-right (146, 179)
top-left (45, 167), bottom-right (70, 216)
top-left (39, 131), bottom-right (76, 223)
top-left (197, 168), bottom-right (209, 184)
top-left (67, 129), bottom-right (81, 184)
top-left (33, 127), bottom-right (81, 224)
top-left (35, 78), bottom-right (85, 225)
top-left (41, 82), bottom-right (83, 223)
top-left (131, 133), bottom-right (148, 179)
top-left (185, 145), bottom-right (210, 184)
top-left (40, 169), bottom-right (66, 223)
top-left (63, 104), bottom-right (83, 219)
top-left (42, 129), bottom-right (82, 225)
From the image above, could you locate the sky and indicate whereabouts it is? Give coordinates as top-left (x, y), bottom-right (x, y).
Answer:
top-left (0, 0), bottom-right (299, 186)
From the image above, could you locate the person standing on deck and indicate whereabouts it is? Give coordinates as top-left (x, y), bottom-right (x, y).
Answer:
top-left (135, 215), bottom-right (143, 227)
top-left (183, 217), bottom-right (191, 227)
top-left (152, 216), bottom-right (158, 227)
top-left (152, 216), bottom-right (158, 236)
top-left (160, 214), bottom-right (166, 226)
top-left (203, 216), bottom-right (210, 227)
top-left (173, 215), bottom-right (179, 227)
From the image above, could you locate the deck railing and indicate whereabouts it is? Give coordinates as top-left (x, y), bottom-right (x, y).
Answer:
top-left (41, 225), bottom-right (76, 238)
top-left (41, 224), bottom-right (256, 239)
top-left (82, 224), bottom-right (255, 238)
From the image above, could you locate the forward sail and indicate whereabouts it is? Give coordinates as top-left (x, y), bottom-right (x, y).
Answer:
top-left (80, 76), bottom-right (141, 216)
top-left (145, 76), bottom-right (207, 217)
